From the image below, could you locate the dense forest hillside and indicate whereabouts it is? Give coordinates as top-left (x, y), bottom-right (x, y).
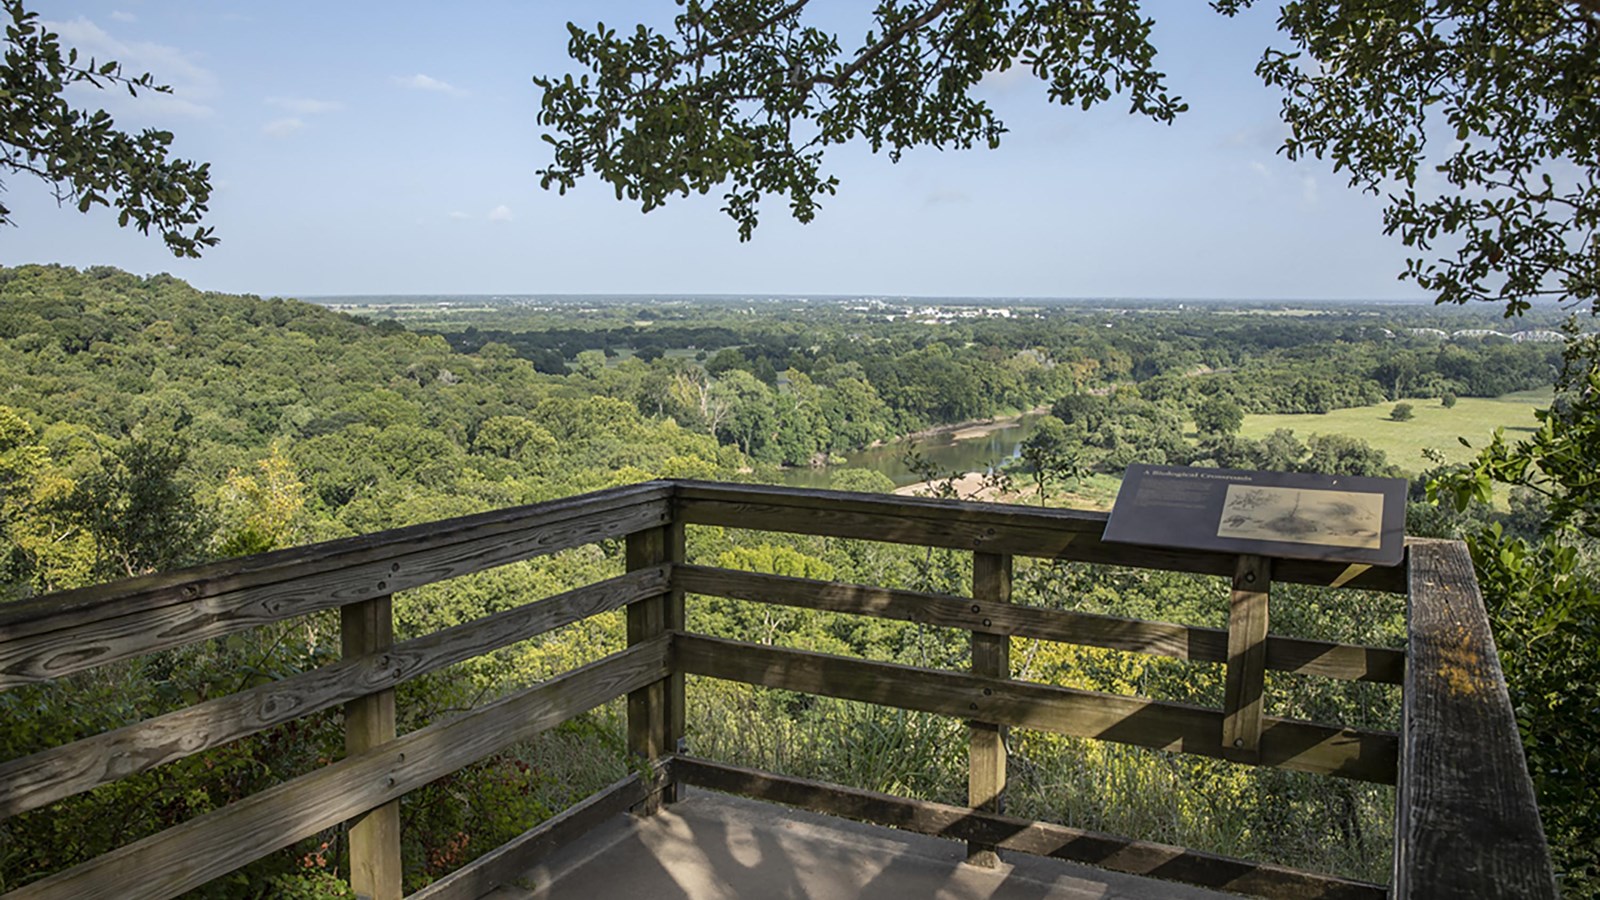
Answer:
top-left (0, 265), bottom-right (1589, 895)
top-left (416, 293), bottom-right (1560, 472)
top-left (1, 264), bottom-right (1563, 600)
top-left (0, 264), bottom-right (739, 598)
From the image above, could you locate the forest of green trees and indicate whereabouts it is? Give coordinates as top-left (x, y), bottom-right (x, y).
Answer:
top-left (1, 264), bottom-right (1594, 895)
top-left (3, 0), bottom-right (1597, 893)
top-left (403, 296), bottom-right (1561, 470)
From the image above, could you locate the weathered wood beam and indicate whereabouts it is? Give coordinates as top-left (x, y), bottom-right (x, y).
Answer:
top-left (0, 485), bottom-right (671, 688)
top-left (342, 594), bottom-right (401, 900)
top-left (0, 568), bottom-right (667, 820)
top-left (663, 520), bottom-right (686, 800)
top-left (1393, 540), bottom-right (1555, 898)
top-left (1223, 555), bottom-right (1271, 762)
top-left (672, 481), bottom-right (1406, 592)
top-left (0, 638), bottom-right (670, 900)
top-left (673, 565), bottom-right (1404, 683)
top-left (675, 756), bottom-right (1387, 900)
top-left (625, 527), bottom-right (670, 815)
top-left (676, 634), bottom-right (1397, 783)
top-left (967, 552), bottom-right (1011, 867)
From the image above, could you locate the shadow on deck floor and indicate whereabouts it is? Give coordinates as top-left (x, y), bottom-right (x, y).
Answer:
top-left (487, 789), bottom-right (1234, 900)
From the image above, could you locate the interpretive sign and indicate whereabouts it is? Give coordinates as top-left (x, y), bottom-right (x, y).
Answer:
top-left (1103, 464), bottom-right (1407, 566)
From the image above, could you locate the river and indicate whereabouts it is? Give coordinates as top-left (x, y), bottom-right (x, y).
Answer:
top-left (776, 412), bottom-right (1050, 489)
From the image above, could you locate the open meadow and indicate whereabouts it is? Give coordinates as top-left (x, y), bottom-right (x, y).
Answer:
top-left (1236, 388), bottom-right (1553, 473)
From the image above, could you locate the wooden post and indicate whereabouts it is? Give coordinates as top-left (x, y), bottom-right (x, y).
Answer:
top-left (1395, 540), bottom-right (1556, 897)
top-left (1222, 555), bottom-right (1271, 762)
top-left (626, 524), bottom-right (680, 812)
top-left (664, 519), bottom-right (686, 803)
top-left (967, 552), bottom-right (1011, 867)
top-left (343, 595), bottom-right (402, 900)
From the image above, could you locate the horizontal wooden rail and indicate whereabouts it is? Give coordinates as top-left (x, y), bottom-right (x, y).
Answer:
top-left (2, 482), bottom-right (1551, 896)
top-left (1, 637), bottom-right (670, 900)
top-left (673, 481), bottom-right (1406, 593)
top-left (0, 485), bottom-right (670, 688)
top-left (1394, 541), bottom-right (1556, 898)
top-left (676, 756), bottom-right (1386, 900)
top-left (0, 567), bottom-right (668, 820)
top-left (677, 633), bottom-right (1397, 783)
top-left (675, 564), bottom-right (1405, 683)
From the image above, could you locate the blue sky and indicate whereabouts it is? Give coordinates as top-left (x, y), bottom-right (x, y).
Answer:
top-left (1, 2), bottom-right (1426, 300)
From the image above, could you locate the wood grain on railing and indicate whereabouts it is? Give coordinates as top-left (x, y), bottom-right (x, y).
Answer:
top-left (0, 568), bottom-right (668, 819)
top-left (967, 551), bottom-right (1011, 867)
top-left (677, 634), bottom-right (1397, 783)
top-left (673, 565), bottom-right (1405, 683)
top-left (1394, 540), bottom-right (1556, 898)
top-left (0, 482), bottom-right (1551, 898)
top-left (1, 637), bottom-right (670, 900)
top-left (673, 481), bottom-right (1406, 593)
top-left (0, 486), bottom-right (671, 688)
top-left (342, 594), bottom-right (401, 900)
top-left (625, 527), bottom-right (672, 815)
top-left (1222, 555), bottom-right (1271, 762)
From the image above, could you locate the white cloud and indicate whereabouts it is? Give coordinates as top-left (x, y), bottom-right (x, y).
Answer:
top-left (46, 17), bottom-right (218, 117)
top-left (110, 10), bottom-right (136, 22)
top-left (448, 211), bottom-right (471, 220)
top-left (267, 96), bottom-right (342, 115)
top-left (925, 189), bottom-right (972, 205)
top-left (1249, 161), bottom-right (1271, 179)
top-left (1301, 175), bottom-right (1320, 206)
top-left (1222, 121), bottom-right (1292, 151)
top-left (977, 62), bottom-right (1028, 94)
top-left (262, 117), bottom-right (305, 138)
top-left (487, 205), bottom-right (513, 222)
top-left (393, 73), bottom-right (467, 96)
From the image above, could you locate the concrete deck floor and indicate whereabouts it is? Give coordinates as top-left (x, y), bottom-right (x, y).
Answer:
top-left (488, 790), bottom-right (1236, 900)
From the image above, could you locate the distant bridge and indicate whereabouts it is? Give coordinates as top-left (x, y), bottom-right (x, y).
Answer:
top-left (1402, 327), bottom-right (1565, 343)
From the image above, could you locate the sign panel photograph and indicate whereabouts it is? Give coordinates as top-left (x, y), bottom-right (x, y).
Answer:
top-left (1103, 465), bottom-right (1408, 566)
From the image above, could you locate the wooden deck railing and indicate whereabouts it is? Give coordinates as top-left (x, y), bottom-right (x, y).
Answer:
top-left (0, 480), bottom-right (1556, 899)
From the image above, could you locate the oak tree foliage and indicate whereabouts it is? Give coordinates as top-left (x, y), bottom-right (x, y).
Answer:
top-left (536, 0), bottom-right (1599, 320)
top-left (0, 0), bottom-right (216, 256)
top-left (533, 0), bottom-right (1185, 240)
top-left (1220, 0), bottom-right (1600, 316)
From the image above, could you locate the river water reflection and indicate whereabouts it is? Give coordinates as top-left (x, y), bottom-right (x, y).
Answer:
top-left (777, 412), bottom-right (1048, 489)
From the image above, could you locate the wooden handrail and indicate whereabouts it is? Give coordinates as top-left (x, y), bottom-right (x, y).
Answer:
top-left (673, 480), bottom-right (1408, 592)
top-left (0, 568), bottom-right (667, 819)
top-left (0, 483), bottom-right (671, 688)
top-left (675, 633), bottom-right (1399, 783)
top-left (673, 564), bottom-right (1406, 682)
top-left (4, 638), bottom-right (671, 900)
top-left (0, 482), bottom-right (1553, 899)
top-left (1394, 540), bottom-right (1556, 898)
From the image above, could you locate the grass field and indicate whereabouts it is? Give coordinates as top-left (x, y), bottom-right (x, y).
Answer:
top-left (1236, 388), bottom-right (1553, 473)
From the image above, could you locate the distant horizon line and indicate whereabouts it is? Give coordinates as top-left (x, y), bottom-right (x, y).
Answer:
top-left (297, 292), bottom-right (1435, 306)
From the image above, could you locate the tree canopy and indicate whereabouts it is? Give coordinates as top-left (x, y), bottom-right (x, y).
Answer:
top-left (534, 0), bottom-right (1185, 241)
top-left (0, 0), bottom-right (216, 256)
top-left (536, 0), bottom-right (1600, 317)
top-left (1229, 0), bottom-right (1600, 316)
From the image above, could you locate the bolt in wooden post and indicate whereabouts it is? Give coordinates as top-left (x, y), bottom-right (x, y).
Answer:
top-left (343, 594), bottom-right (402, 900)
top-left (1223, 555), bottom-right (1271, 763)
top-left (626, 523), bottom-right (681, 812)
top-left (968, 552), bottom-right (1011, 867)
